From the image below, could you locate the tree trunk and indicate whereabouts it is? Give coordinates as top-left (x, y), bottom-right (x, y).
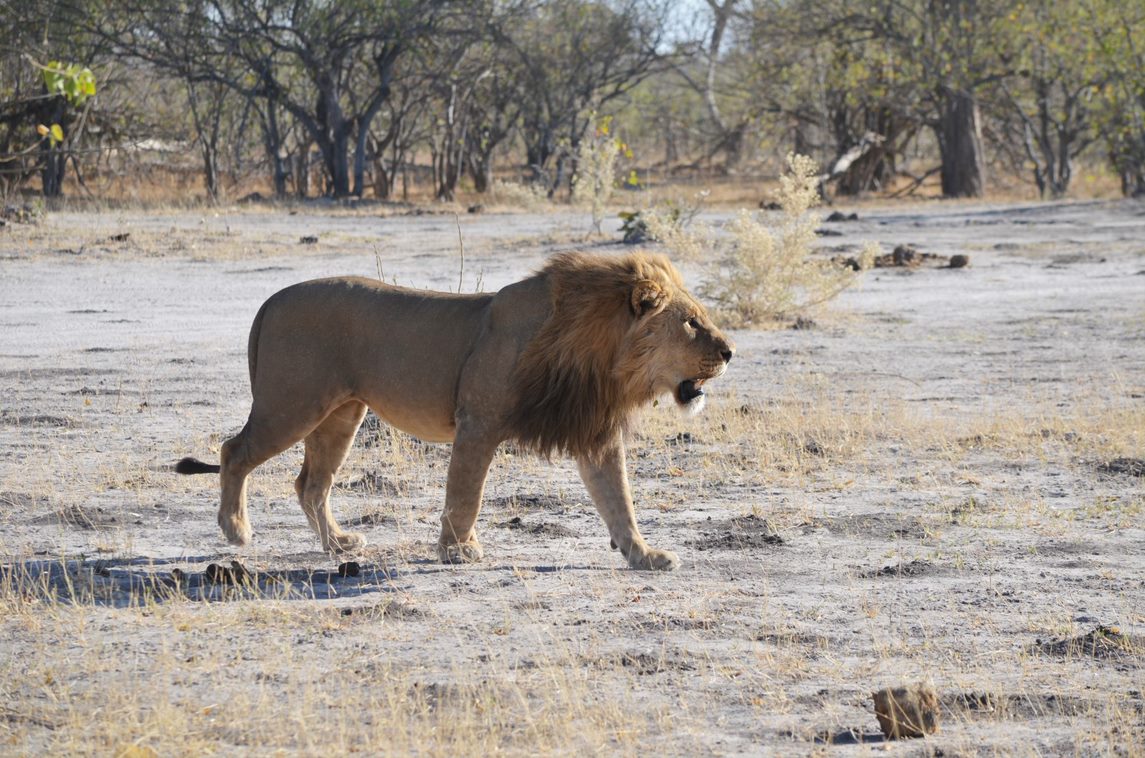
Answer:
top-left (468, 151), bottom-right (492, 193)
top-left (937, 89), bottom-right (986, 198)
top-left (38, 96), bottom-right (68, 198)
top-left (374, 161), bottom-right (391, 199)
top-left (314, 85), bottom-right (353, 198)
top-left (294, 139), bottom-right (312, 199)
top-left (259, 101), bottom-right (289, 199)
top-left (330, 131), bottom-right (351, 198)
top-left (201, 142), bottom-right (220, 201)
top-left (524, 123), bottom-right (556, 184)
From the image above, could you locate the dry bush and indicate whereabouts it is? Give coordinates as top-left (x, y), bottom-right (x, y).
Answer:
top-left (650, 154), bottom-right (876, 327)
top-left (627, 190), bottom-right (710, 248)
top-left (571, 114), bottom-right (622, 234)
top-left (489, 179), bottom-right (550, 211)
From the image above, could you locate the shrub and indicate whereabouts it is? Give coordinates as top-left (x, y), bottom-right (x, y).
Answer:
top-left (572, 114), bottom-right (623, 234)
top-left (652, 154), bottom-right (875, 327)
top-left (618, 190), bottom-right (709, 245)
top-left (490, 179), bottom-right (549, 210)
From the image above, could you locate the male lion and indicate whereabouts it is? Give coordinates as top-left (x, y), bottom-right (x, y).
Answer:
top-left (177, 251), bottom-right (734, 570)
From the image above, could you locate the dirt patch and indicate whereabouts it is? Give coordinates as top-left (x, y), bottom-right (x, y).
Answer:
top-left (341, 599), bottom-right (428, 620)
top-left (339, 470), bottom-right (408, 496)
top-left (0, 491), bottom-right (50, 509)
top-left (632, 615), bottom-right (721, 633)
top-left (344, 511), bottom-right (398, 528)
top-left (30, 504), bottom-right (122, 530)
top-left (494, 516), bottom-right (577, 539)
top-left (484, 493), bottom-right (569, 513)
top-left (1033, 626), bottom-right (1142, 662)
top-left (0, 412), bottom-right (79, 428)
top-left (596, 650), bottom-right (697, 675)
top-left (943, 691), bottom-right (1110, 719)
top-left (687, 514), bottom-right (785, 551)
top-left (800, 513), bottom-right (930, 541)
top-left (860, 559), bottom-right (942, 578)
top-left (1098, 458), bottom-right (1145, 477)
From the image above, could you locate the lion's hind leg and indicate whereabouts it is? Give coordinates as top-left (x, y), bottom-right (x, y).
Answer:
top-left (296, 400), bottom-right (369, 553)
top-left (219, 400), bottom-right (337, 547)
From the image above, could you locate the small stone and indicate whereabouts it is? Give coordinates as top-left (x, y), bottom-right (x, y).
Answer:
top-left (299, 235), bottom-right (318, 244)
top-left (467, 204), bottom-right (484, 214)
top-left (337, 561), bottom-right (361, 578)
top-left (204, 563), bottom-right (228, 584)
top-left (949, 254), bottom-right (970, 268)
top-left (892, 244), bottom-right (918, 266)
top-left (872, 682), bottom-right (940, 739)
top-left (204, 560), bottom-right (252, 585)
top-left (791, 316), bottom-right (816, 330)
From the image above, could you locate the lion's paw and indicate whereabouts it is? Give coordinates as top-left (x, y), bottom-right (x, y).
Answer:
top-left (628, 548), bottom-right (680, 572)
top-left (219, 514), bottom-right (252, 546)
top-left (439, 540), bottom-right (484, 565)
top-left (327, 531), bottom-right (367, 554)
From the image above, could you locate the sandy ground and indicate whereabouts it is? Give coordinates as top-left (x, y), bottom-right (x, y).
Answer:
top-left (0, 199), bottom-right (1143, 755)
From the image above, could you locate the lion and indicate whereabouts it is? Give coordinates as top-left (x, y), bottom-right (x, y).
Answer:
top-left (176, 251), bottom-right (734, 570)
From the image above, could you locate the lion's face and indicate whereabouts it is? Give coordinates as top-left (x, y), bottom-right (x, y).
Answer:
top-left (623, 289), bottom-right (735, 414)
top-left (510, 251), bottom-right (735, 460)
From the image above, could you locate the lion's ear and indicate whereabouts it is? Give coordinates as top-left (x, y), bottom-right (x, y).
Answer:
top-left (630, 280), bottom-right (666, 318)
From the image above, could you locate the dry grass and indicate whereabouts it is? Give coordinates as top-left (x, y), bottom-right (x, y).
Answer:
top-left (1, 376), bottom-right (1141, 754)
top-left (2, 202), bottom-right (1143, 754)
top-left (0, 594), bottom-right (656, 755)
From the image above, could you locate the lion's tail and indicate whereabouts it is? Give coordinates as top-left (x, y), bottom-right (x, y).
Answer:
top-left (175, 457), bottom-right (221, 475)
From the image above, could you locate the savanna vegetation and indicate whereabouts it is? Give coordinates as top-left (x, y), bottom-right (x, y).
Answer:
top-left (2, 0), bottom-right (1144, 204)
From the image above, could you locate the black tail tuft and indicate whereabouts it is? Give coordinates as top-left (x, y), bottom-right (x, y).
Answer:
top-left (175, 456), bottom-right (221, 475)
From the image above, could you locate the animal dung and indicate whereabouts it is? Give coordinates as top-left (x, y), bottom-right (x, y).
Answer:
top-left (872, 682), bottom-right (940, 739)
top-left (204, 560), bottom-right (253, 585)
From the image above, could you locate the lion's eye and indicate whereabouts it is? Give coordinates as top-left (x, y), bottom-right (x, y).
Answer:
top-left (686, 317), bottom-right (701, 330)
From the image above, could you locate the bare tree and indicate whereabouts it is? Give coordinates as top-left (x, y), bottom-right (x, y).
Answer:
top-left (499, 0), bottom-right (667, 194)
top-left (94, 0), bottom-right (464, 198)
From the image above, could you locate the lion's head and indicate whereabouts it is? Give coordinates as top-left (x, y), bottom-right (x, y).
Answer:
top-left (508, 251), bottom-right (735, 460)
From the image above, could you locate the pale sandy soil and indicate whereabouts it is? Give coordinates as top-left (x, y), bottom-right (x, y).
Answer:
top-left (0, 199), bottom-right (1142, 755)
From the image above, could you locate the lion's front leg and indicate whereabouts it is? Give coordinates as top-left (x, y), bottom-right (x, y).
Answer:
top-left (577, 435), bottom-right (679, 571)
top-left (438, 427), bottom-right (498, 564)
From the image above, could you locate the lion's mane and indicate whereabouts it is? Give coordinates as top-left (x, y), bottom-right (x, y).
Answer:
top-left (507, 252), bottom-right (683, 460)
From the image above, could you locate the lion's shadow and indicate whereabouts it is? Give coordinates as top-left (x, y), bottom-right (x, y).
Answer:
top-left (0, 555), bottom-right (403, 608)
top-left (0, 555), bottom-right (606, 608)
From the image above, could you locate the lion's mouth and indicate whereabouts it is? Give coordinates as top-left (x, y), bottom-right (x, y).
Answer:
top-left (676, 378), bottom-right (706, 405)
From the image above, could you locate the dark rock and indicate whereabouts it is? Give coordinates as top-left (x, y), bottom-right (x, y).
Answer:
top-left (892, 245), bottom-right (918, 265)
top-left (872, 682), bottom-right (940, 739)
top-left (825, 211), bottom-right (859, 222)
top-left (1098, 458), bottom-right (1144, 477)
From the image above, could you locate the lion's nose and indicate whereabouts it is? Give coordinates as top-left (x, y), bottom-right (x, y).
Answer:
top-left (721, 347), bottom-right (734, 363)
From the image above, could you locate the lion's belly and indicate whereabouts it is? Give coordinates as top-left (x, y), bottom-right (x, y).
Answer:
top-left (367, 401), bottom-right (457, 444)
